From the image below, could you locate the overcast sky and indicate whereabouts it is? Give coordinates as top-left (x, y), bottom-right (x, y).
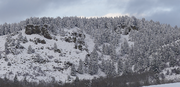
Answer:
top-left (0, 0), bottom-right (179, 27)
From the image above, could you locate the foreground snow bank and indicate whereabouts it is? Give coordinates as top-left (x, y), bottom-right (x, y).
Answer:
top-left (144, 82), bottom-right (180, 87)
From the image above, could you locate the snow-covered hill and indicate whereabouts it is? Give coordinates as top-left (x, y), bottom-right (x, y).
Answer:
top-left (0, 25), bottom-right (133, 84)
top-left (144, 82), bottom-right (180, 87)
top-left (1, 16), bottom-right (180, 87)
top-left (0, 27), bottom-right (104, 83)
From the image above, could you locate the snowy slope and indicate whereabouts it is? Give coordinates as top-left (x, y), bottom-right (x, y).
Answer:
top-left (0, 25), bottom-right (134, 84)
top-left (0, 27), bottom-right (106, 83)
top-left (144, 82), bottom-right (180, 87)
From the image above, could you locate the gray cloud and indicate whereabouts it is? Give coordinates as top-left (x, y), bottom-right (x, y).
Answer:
top-left (0, 0), bottom-right (82, 24)
top-left (145, 8), bottom-right (180, 27)
top-left (123, 0), bottom-right (180, 26)
top-left (0, 0), bottom-right (180, 27)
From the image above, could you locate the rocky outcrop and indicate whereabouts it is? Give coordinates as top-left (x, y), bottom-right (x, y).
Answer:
top-left (114, 23), bottom-right (138, 35)
top-left (25, 25), bottom-right (52, 39)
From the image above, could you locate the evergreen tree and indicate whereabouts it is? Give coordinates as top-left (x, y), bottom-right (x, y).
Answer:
top-left (59, 28), bottom-right (65, 36)
top-left (102, 44), bottom-right (109, 55)
top-left (109, 45), bottom-right (117, 61)
top-left (102, 60), bottom-right (116, 76)
top-left (88, 49), bottom-right (99, 75)
top-left (23, 77), bottom-right (28, 86)
top-left (10, 39), bottom-right (15, 46)
top-left (123, 60), bottom-right (132, 75)
top-left (84, 54), bottom-right (89, 66)
top-left (27, 45), bottom-right (34, 54)
top-left (77, 59), bottom-right (83, 74)
top-left (84, 54), bottom-right (90, 73)
top-left (4, 54), bottom-right (8, 61)
top-left (118, 59), bottom-right (123, 75)
top-left (6, 35), bottom-right (12, 42)
top-left (100, 59), bottom-right (105, 72)
top-left (14, 75), bottom-right (19, 86)
top-left (110, 61), bottom-right (116, 76)
top-left (120, 39), bottom-right (129, 56)
top-left (54, 43), bottom-right (57, 51)
top-left (0, 53), bottom-right (1, 59)
top-left (71, 64), bottom-right (76, 76)
top-left (23, 36), bottom-right (28, 43)
top-left (5, 42), bottom-right (10, 54)
top-left (18, 32), bottom-right (23, 41)
top-left (16, 39), bottom-right (20, 49)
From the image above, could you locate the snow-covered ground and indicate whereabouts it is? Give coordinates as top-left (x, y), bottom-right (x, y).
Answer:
top-left (0, 26), bottom-right (135, 84)
top-left (144, 83), bottom-right (180, 87)
top-left (0, 27), bottom-right (104, 83)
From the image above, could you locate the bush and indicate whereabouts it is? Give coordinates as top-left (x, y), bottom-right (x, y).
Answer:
top-left (36, 38), bottom-right (46, 44)
top-left (7, 62), bottom-right (11, 66)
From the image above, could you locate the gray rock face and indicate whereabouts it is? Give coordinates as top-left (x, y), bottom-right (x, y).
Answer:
top-left (25, 25), bottom-right (52, 39)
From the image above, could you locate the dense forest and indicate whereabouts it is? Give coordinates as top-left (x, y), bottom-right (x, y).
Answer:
top-left (0, 16), bottom-right (180, 87)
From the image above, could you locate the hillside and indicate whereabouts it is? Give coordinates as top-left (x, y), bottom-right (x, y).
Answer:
top-left (144, 82), bottom-right (180, 87)
top-left (0, 16), bottom-right (180, 87)
top-left (0, 27), bottom-right (101, 82)
top-left (0, 24), bottom-right (132, 83)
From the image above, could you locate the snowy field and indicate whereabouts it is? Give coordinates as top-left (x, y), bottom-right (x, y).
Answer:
top-left (144, 83), bottom-right (180, 87)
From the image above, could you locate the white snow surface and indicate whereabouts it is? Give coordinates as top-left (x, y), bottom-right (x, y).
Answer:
top-left (0, 28), bottom-right (104, 83)
top-left (0, 27), bottom-right (137, 84)
top-left (144, 82), bottom-right (180, 87)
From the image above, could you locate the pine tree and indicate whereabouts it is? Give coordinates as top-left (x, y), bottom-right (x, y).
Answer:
top-left (88, 49), bottom-right (99, 75)
top-left (118, 59), bottom-right (123, 75)
top-left (5, 42), bottom-right (10, 54)
top-left (4, 54), bottom-right (8, 61)
top-left (54, 43), bottom-right (57, 51)
top-left (102, 60), bottom-right (116, 76)
top-left (110, 61), bottom-right (116, 76)
top-left (77, 59), bottom-right (83, 74)
top-left (27, 45), bottom-right (34, 54)
top-left (16, 39), bottom-right (20, 49)
top-left (0, 53), bottom-right (1, 59)
top-left (59, 28), bottom-right (65, 36)
top-left (88, 61), bottom-right (98, 75)
top-left (123, 60), bottom-right (132, 75)
top-left (71, 64), bottom-right (76, 76)
top-left (14, 75), bottom-right (19, 86)
top-left (10, 39), bottom-right (15, 46)
top-left (6, 35), bottom-right (12, 42)
top-left (109, 45), bottom-right (117, 61)
top-left (18, 32), bottom-right (23, 41)
top-left (84, 54), bottom-right (90, 73)
top-left (23, 77), bottom-right (28, 86)
top-left (102, 44), bottom-right (109, 55)
top-left (23, 36), bottom-right (28, 43)
top-left (102, 44), bottom-right (106, 54)
top-left (100, 59), bottom-right (105, 72)
top-left (120, 39), bottom-right (129, 56)
top-left (84, 54), bottom-right (89, 66)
